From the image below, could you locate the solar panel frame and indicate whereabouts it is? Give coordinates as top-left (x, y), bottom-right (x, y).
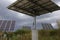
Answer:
top-left (8, 0), bottom-right (60, 16)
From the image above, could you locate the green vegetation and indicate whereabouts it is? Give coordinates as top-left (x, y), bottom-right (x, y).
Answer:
top-left (0, 29), bottom-right (60, 40)
top-left (0, 29), bottom-right (31, 40)
top-left (38, 29), bottom-right (60, 40)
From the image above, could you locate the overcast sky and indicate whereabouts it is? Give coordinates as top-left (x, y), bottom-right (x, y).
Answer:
top-left (0, 0), bottom-right (60, 30)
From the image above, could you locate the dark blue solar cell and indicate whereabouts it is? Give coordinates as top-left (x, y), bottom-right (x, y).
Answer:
top-left (42, 23), bottom-right (54, 30)
top-left (0, 20), bottom-right (15, 32)
top-left (5, 21), bottom-right (11, 32)
top-left (10, 21), bottom-right (15, 31)
top-left (0, 20), bottom-right (7, 31)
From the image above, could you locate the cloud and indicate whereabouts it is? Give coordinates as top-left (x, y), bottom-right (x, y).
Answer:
top-left (51, 0), bottom-right (60, 3)
top-left (52, 23), bottom-right (58, 29)
top-left (0, 0), bottom-right (60, 30)
top-left (51, 0), bottom-right (60, 6)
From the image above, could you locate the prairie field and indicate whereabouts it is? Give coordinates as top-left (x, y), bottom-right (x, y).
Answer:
top-left (0, 29), bottom-right (60, 40)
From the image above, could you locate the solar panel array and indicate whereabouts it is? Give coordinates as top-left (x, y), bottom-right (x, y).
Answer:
top-left (8, 0), bottom-right (60, 16)
top-left (0, 20), bottom-right (15, 32)
top-left (41, 23), bottom-right (54, 30)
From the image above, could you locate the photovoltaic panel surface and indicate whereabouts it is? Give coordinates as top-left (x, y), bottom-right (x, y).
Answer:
top-left (41, 23), bottom-right (54, 30)
top-left (0, 20), bottom-right (7, 31)
top-left (5, 21), bottom-right (11, 32)
top-left (10, 21), bottom-right (15, 31)
top-left (0, 20), bottom-right (15, 32)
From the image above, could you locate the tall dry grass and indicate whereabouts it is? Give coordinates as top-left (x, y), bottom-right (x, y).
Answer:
top-left (38, 29), bottom-right (60, 40)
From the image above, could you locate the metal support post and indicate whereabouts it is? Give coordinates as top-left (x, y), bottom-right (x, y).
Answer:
top-left (33, 16), bottom-right (36, 30)
top-left (32, 16), bottom-right (38, 40)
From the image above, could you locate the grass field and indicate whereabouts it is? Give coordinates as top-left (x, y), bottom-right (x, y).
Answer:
top-left (0, 29), bottom-right (60, 40)
top-left (38, 29), bottom-right (60, 40)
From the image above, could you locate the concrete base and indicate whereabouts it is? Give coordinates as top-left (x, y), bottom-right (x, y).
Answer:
top-left (32, 30), bottom-right (38, 40)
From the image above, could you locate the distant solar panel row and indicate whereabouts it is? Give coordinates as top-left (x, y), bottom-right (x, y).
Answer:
top-left (41, 23), bottom-right (54, 30)
top-left (0, 20), bottom-right (15, 32)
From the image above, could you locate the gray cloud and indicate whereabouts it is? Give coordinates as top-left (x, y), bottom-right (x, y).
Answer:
top-left (51, 0), bottom-right (60, 3)
top-left (0, 0), bottom-right (60, 30)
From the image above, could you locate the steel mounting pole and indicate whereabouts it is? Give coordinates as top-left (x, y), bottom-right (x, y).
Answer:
top-left (32, 16), bottom-right (38, 40)
top-left (34, 16), bottom-right (36, 30)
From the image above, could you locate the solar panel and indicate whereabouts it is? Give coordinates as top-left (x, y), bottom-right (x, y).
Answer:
top-left (0, 20), bottom-right (15, 32)
top-left (0, 20), bottom-right (7, 31)
top-left (10, 21), bottom-right (15, 31)
top-left (8, 0), bottom-right (60, 16)
top-left (41, 23), bottom-right (54, 30)
top-left (5, 21), bottom-right (11, 32)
